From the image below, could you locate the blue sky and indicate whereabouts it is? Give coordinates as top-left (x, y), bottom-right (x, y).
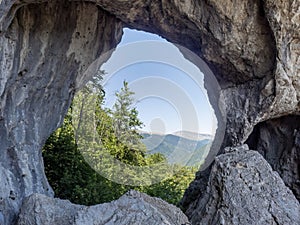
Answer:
top-left (100, 28), bottom-right (216, 135)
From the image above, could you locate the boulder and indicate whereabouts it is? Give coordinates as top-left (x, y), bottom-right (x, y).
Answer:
top-left (16, 190), bottom-right (189, 225)
top-left (186, 145), bottom-right (300, 225)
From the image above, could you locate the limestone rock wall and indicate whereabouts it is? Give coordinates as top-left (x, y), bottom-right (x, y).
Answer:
top-left (0, 1), bottom-right (122, 224)
top-left (186, 145), bottom-right (300, 225)
top-left (247, 115), bottom-right (300, 201)
top-left (16, 191), bottom-right (189, 225)
top-left (0, 0), bottom-right (299, 224)
top-left (263, 0), bottom-right (300, 117)
top-left (88, 0), bottom-right (300, 147)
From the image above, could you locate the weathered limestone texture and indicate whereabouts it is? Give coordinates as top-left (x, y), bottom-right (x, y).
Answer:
top-left (16, 190), bottom-right (189, 225)
top-left (186, 145), bottom-right (300, 225)
top-left (247, 115), bottom-right (300, 201)
top-left (0, 1), bottom-right (122, 224)
top-left (0, 0), bottom-right (299, 224)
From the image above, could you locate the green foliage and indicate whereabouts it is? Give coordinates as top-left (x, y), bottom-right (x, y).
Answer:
top-left (94, 82), bottom-right (148, 167)
top-left (43, 114), bottom-right (130, 205)
top-left (43, 80), bottom-right (196, 206)
top-left (112, 81), bottom-right (146, 157)
top-left (135, 165), bottom-right (197, 205)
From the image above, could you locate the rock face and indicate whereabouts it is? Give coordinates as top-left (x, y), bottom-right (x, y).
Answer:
top-left (0, 0), bottom-right (299, 224)
top-left (16, 190), bottom-right (189, 225)
top-left (0, 1), bottom-right (122, 224)
top-left (186, 145), bottom-right (300, 225)
top-left (247, 115), bottom-right (300, 201)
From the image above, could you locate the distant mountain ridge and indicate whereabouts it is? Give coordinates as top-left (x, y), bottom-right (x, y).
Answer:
top-left (172, 130), bottom-right (213, 141)
top-left (140, 131), bottom-right (213, 167)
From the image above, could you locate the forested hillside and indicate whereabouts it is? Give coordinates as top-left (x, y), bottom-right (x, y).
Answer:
top-left (141, 133), bottom-right (212, 167)
top-left (43, 81), bottom-right (199, 206)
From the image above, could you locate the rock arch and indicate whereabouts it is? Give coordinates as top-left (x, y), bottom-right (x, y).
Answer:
top-left (0, 0), bottom-right (299, 224)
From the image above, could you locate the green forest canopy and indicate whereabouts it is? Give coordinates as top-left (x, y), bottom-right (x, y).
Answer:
top-left (43, 81), bottom-right (197, 206)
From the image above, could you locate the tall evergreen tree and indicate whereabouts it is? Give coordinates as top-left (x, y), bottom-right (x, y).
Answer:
top-left (113, 82), bottom-right (143, 139)
top-left (111, 81), bottom-right (147, 165)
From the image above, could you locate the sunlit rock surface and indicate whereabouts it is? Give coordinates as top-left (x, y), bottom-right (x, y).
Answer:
top-left (0, 1), bottom-right (122, 224)
top-left (186, 145), bottom-right (300, 225)
top-left (0, 0), bottom-right (299, 224)
top-left (16, 190), bottom-right (189, 225)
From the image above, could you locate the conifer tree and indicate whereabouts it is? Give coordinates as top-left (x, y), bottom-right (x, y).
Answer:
top-left (111, 81), bottom-right (147, 165)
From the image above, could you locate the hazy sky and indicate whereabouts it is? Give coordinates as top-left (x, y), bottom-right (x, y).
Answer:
top-left (100, 28), bottom-right (217, 135)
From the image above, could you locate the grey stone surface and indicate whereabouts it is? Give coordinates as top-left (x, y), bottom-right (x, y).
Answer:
top-left (0, 0), bottom-right (299, 224)
top-left (0, 1), bottom-right (122, 224)
top-left (2, 0), bottom-right (299, 146)
top-left (16, 190), bottom-right (189, 225)
top-left (87, 0), bottom-right (300, 145)
top-left (247, 115), bottom-right (300, 201)
top-left (186, 145), bottom-right (300, 225)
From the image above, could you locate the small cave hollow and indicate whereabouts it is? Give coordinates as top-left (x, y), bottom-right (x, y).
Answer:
top-left (246, 115), bottom-right (300, 201)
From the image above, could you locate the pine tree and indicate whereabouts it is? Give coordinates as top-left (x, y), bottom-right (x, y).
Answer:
top-left (110, 81), bottom-right (147, 165)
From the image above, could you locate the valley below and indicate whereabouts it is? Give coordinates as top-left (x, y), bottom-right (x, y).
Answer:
top-left (141, 131), bottom-right (213, 167)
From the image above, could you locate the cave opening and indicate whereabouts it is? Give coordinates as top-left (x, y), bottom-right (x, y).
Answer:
top-left (2, 1), bottom-right (299, 224)
top-left (100, 28), bottom-right (218, 164)
top-left (42, 27), bottom-right (223, 207)
top-left (246, 115), bottom-right (300, 201)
